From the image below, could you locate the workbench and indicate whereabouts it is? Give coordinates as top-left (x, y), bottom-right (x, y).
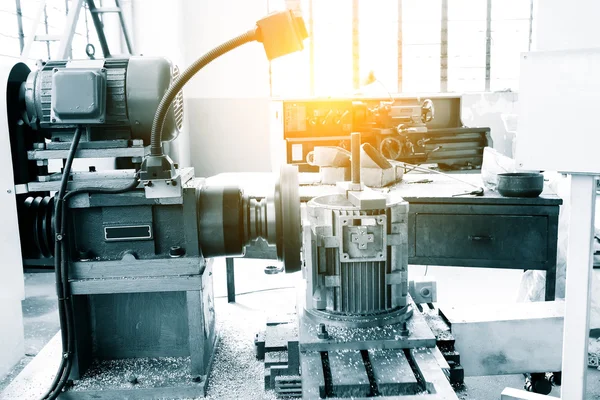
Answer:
top-left (212, 172), bottom-right (562, 303)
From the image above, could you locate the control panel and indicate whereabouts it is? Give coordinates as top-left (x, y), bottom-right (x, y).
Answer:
top-left (283, 100), bottom-right (357, 138)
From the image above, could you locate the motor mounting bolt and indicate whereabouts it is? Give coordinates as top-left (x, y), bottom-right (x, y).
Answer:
top-left (317, 323), bottom-right (329, 340)
top-left (78, 250), bottom-right (92, 261)
top-left (399, 321), bottom-right (410, 337)
top-left (169, 246), bottom-right (185, 258)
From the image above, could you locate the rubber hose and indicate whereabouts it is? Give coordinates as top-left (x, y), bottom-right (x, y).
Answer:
top-left (149, 29), bottom-right (257, 156)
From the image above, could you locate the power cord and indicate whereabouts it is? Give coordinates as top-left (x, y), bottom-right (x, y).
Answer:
top-left (214, 286), bottom-right (295, 299)
top-left (39, 126), bottom-right (83, 400)
top-left (40, 127), bottom-right (140, 400)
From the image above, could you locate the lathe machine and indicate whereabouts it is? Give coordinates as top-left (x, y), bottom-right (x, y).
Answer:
top-left (1, 10), bottom-right (307, 400)
top-left (272, 95), bottom-right (492, 173)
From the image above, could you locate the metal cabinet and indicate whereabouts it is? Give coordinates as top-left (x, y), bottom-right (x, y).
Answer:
top-left (406, 195), bottom-right (561, 301)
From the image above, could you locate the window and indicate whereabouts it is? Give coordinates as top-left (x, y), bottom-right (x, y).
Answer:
top-left (271, 0), bottom-right (533, 96)
top-left (0, 0), bottom-right (122, 67)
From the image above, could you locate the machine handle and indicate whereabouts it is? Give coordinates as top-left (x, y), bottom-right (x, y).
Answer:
top-left (468, 235), bottom-right (493, 241)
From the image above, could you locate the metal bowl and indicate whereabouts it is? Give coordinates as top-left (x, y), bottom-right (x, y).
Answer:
top-left (497, 173), bottom-right (544, 198)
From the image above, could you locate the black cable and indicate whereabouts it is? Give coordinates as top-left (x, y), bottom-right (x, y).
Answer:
top-left (42, 175), bottom-right (140, 400)
top-left (40, 126), bottom-right (82, 400)
top-left (149, 29), bottom-right (257, 156)
top-left (41, 124), bottom-right (139, 399)
top-left (214, 286), bottom-right (295, 299)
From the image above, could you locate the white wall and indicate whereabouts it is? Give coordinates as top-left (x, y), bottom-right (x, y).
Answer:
top-left (533, 0), bottom-right (600, 51)
top-left (131, 0), bottom-right (191, 168)
top-left (131, 0), bottom-right (272, 176)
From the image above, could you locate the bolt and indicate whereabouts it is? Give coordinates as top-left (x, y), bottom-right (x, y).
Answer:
top-left (101, 68), bottom-right (106, 73)
top-left (317, 323), bottom-right (329, 340)
top-left (144, 181), bottom-right (153, 187)
top-left (6, 189), bottom-right (11, 194)
top-left (170, 179), bottom-right (177, 186)
top-left (399, 321), bottom-right (410, 337)
top-left (51, 118), bottom-right (56, 123)
top-left (169, 246), bottom-right (185, 258)
top-left (53, 68), bottom-right (58, 73)
top-left (264, 265), bottom-right (282, 275)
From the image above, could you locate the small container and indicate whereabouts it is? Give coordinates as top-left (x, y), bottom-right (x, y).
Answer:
top-left (497, 172), bottom-right (544, 198)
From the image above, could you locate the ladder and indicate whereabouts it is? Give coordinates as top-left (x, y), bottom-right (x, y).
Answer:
top-left (21, 0), bottom-right (134, 61)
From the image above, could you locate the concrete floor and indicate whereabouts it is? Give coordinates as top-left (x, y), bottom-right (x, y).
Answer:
top-left (2, 259), bottom-right (600, 399)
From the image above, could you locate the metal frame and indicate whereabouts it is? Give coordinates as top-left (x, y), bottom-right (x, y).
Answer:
top-left (57, 0), bottom-right (86, 59)
top-left (21, 0), bottom-right (134, 61)
top-left (484, 0), bottom-right (492, 91)
top-left (14, 0), bottom-right (25, 54)
top-left (397, 0), bottom-right (403, 93)
top-left (528, 0), bottom-right (534, 51)
top-left (308, 0), bottom-right (315, 96)
top-left (561, 175), bottom-right (597, 399)
top-left (440, 0), bottom-right (448, 92)
top-left (352, 0), bottom-right (359, 90)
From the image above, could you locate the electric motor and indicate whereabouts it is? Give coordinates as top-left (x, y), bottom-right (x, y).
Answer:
top-left (21, 57), bottom-right (183, 144)
top-left (303, 192), bottom-right (410, 327)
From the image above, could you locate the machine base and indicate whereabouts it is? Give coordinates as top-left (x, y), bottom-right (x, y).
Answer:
top-left (56, 341), bottom-right (219, 399)
top-left (58, 355), bottom-right (210, 399)
top-left (257, 301), bottom-right (465, 399)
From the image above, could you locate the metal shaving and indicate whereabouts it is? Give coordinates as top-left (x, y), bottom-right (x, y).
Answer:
top-left (203, 297), bottom-right (279, 400)
top-left (66, 296), bottom-right (287, 399)
top-left (72, 357), bottom-right (195, 391)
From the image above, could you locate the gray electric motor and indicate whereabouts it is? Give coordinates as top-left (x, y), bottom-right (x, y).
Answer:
top-left (302, 190), bottom-right (410, 327)
top-left (22, 57), bottom-right (183, 144)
